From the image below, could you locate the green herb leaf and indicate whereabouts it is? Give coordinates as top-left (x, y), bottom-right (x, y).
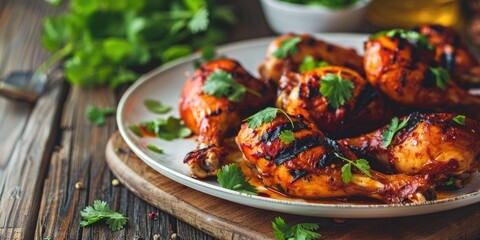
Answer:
top-left (202, 69), bottom-right (259, 102)
top-left (272, 217), bottom-right (321, 240)
top-left (444, 177), bottom-right (455, 186)
top-left (188, 8), bottom-right (209, 33)
top-left (86, 106), bottom-right (115, 126)
top-left (147, 144), bottom-right (163, 154)
top-left (143, 99), bottom-right (172, 114)
top-left (370, 29), bottom-right (433, 49)
top-left (381, 116), bottom-right (410, 148)
top-left (279, 0), bottom-right (360, 10)
top-left (141, 116), bottom-right (192, 141)
top-left (299, 55), bottom-right (329, 73)
top-left (80, 200), bottom-right (128, 231)
top-left (335, 153), bottom-right (372, 184)
top-left (128, 125), bottom-right (144, 137)
top-left (273, 37), bottom-right (302, 59)
top-left (45, 0), bottom-right (63, 7)
top-left (429, 67), bottom-right (451, 90)
top-left (217, 163), bottom-right (257, 195)
top-left (244, 107), bottom-right (294, 129)
top-left (452, 115), bottom-right (465, 125)
top-left (279, 130), bottom-right (295, 144)
top-left (319, 73), bottom-right (354, 109)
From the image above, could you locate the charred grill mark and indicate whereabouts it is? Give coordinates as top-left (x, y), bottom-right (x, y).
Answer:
top-left (288, 169), bottom-right (308, 183)
top-left (316, 152), bottom-right (335, 168)
top-left (404, 112), bottom-right (424, 134)
top-left (205, 108), bottom-right (222, 118)
top-left (442, 52), bottom-right (456, 72)
top-left (326, 44), bottom-right (333, 52)
top-left (400, 71), bottom-right (407, 87)
top-left (397, 38), bottom-right (406, 50)
top-left (325, 137), bottom-right (345, 157)
top-left (307, 37), bottom-right (316, 46)
top-left (274, 134), bottom-right (322, 165)
top-left (422, 68), bottom-right (436, 88)
top-left (227, 106), bottom-right (235, 113)
top-left (352, 84), bottom-right (378, 115)
top-left (306, 81), bottom-right (318, 99)
top-left (260, 121), bottom-right (309, 143)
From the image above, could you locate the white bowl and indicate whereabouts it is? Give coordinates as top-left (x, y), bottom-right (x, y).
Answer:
top-left (260, 0), bottom-right (371, 34)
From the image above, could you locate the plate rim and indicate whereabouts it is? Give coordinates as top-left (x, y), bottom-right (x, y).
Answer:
top-left (116, 34), bottom-right (480, 218)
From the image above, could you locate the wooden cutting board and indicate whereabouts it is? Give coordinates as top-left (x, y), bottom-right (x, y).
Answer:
top-left (105, 131), bottom-right (480, 240)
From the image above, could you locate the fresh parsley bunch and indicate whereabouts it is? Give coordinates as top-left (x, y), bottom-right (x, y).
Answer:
top-left (41, 0), bottom-right (236, 88)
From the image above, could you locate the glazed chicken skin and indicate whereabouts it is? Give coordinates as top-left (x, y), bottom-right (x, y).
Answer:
top-left (236, 111), bottom-right (433, 203)
top-left (340, 112), bottom-right (480, 182)
top-left (179, 59), bottom-right (276, 178)
top-left (277, 66), bottom-right (393, 138)
top-left (258, 33), bottom-right (364, 84)
top-left (364, 34), bottom-right (480, 120)
top-left (415, 24), bottom-right (480, 87)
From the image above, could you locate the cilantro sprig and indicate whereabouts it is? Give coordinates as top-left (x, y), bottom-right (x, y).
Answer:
top-left (335, 153), bottom-right (372, 184)
top-left (140, 116), bottom-right (192, 141)
top-left (452, 115), bottom-right (466, 125)
top-left (370, 29), bottom-right (433, 50)
top-left (299, 55), bottom-right (329, 73)
top-left (272, 217), bottom-right (321, 240)
top-left (86, 106), bottom-right (115, 126)
top-left (80, 200), bottom-right (128, 231)
top-left (273, 37), bottom-right (302, 59)
top-left (319, 73), bottom-right (354, 109)
top-left (202, 70), bottom-right (260, 102)
top-left (279, 130), bottom-right (295, 144)
top-left (381, 116), bottom-right (410, 148)
top-left (144, 99), bottom-right (171, 114)
top-left (244, 107), bottom-right (294, 129)
top-left (429, 67), bottom-right (451, 90)
top-left (41, 0), bottom-right (236, 88)
top-left (217, 163), bottom-right (257, 195)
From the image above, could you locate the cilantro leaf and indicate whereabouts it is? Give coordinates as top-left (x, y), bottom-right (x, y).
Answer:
top-left (244, 107), bottom-right (294, 129)
top-left (86, 106), bottom-right (115, 126)
top-left (217, 163), bottom-right (257, 195)
top-left (319, 73), bottom-right (354, 109)
top-left (141, 116), bottom-right (192, 141)
top-left (128, 125), bottom-right (144, 137)
top-left (144, 99), bottom-right (171, 114)
top-left (147, 144), bottom-right (163, 154)
top-left (429, 67), bottom-right (450, 90)
top-left (452, 115), bottom-right (465, 125)
top-left (273, 37), bottom-right (302, 59)
top-left (444, 177), bottom-right (455, 186)
top-left (188, 8), bottom-right (209, 33)
top-left (272, 217), bottom-right (321, 240)
top-left (299, 55), bottom-right (329, 73)
top-left (370, 29), bottom-right (433, 49)
top-left (80, 200), bottom-right (128, 231)
top-left (335, 153), bottom-right (372, 184)
top-left (202, 70), bottom-right (260, 102)
top-left (381, 116), bottom-right (410, 148)
top-left (279, 130), bottom-right (295, 144)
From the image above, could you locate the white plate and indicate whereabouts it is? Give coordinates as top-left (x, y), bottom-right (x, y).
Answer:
top-left (117, 34), bottom-right (480, 218)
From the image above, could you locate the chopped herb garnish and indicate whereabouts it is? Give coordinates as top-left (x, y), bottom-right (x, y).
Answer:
top-left (244, 107), bottom-right (294, 129)
top-left (272, 217), bottom-right (321, 240)
top-left (86, 106), bottom-right (115, 126)
top-left (279, 130), bottom-right (295, 144)
top-left (429, 67), bottom-right (450, 90)
top-left (147, 144), bottom-right (163, 154)
top-left (381, 116), bottom-right (410, 148)
top-left (141, 116), bottom-right (191, 141)
top-left (335, 153), bottom-right (372, 184)
top-left (273, 36), bottom-right (302, 59)
top-left (299, 55), bottom-right (329, 73)
top-left (128, 125), bottom-right (144, 137)
top-left (370, 29), bottom-right (433, 49)
top-left (217, 163), bottom-right (257, 195)
top-left (319, 73), bottom-right (354, 109)
top-left (202, 69), bottom-right (260, 102)
top-left (452, 115), bottom-right (466, 125)
top-left (444, 177), bottom-right (455, 186)
top-left (80, 200), bottom-right (128, 231)
top-left (144, 99), bottom-right (171, 114)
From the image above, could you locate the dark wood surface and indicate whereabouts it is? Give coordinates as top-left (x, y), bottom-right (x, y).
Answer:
top-left (106, 131), bottom-right (480, 240)
top-left (1, 0), bottom-right (479, 240)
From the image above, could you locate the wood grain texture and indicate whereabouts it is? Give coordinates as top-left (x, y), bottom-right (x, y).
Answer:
top-left (106, 131), bottom-right (480, 240)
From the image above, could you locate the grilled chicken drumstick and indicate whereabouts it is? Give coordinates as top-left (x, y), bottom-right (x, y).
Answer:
top-left (364, 33), bottom-right (480, 120)
top-left (415, 24), bottom-right (480, 87)
top-left (258, 33), bottom-right (364, 84)
top-left (179, 59), bottom-right (276, 178)
top-left (277, 66), bottom-right (393, 138)
top-left (340, 113), bottom-right (480, 183)
top-left (236, 110), bottom-right (433, 203)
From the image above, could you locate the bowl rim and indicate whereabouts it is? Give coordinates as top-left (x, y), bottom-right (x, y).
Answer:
top-left (260, 0), bottom-right (371, 13)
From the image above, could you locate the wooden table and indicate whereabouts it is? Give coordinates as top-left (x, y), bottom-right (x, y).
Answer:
top-left (1, 0), bottom-right (479, 240)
